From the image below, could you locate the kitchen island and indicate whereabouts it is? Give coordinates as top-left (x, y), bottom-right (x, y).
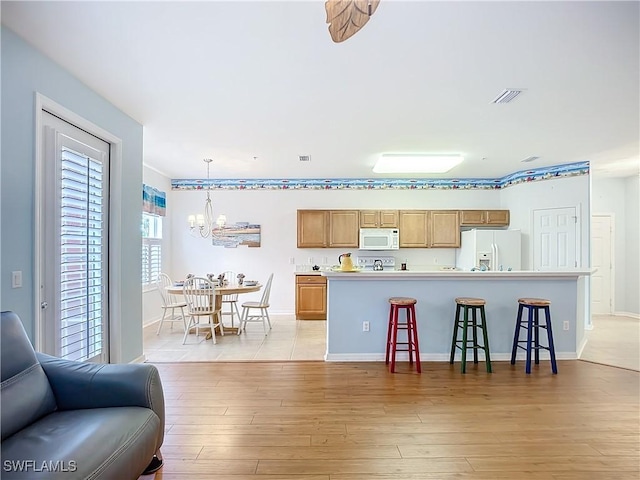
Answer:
top-left (321, 270), bottom-right (592, 362)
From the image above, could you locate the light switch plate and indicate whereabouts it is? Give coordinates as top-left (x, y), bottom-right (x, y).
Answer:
top-left (12, 270), bottom-right (22, 288)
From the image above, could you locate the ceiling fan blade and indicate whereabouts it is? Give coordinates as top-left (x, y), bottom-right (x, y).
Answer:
top-left (325, 0), bottom-right (381, 43)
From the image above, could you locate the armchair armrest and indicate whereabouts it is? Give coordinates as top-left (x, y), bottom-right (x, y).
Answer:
top-left (36, 353), bottom-right (164, 423)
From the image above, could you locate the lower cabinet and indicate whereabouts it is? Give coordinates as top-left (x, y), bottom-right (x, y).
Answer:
top-left (295, 275), bottom-right (327, 320)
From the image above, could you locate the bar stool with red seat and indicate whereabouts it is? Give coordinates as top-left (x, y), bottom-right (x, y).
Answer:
top-left (385, 297), bottom-right (421, 373)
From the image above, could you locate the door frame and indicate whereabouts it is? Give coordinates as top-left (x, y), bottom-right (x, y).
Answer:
top-left (591, 213), bottom-right (615, 314)
top-left (34, 93), bottom-right (125, 362)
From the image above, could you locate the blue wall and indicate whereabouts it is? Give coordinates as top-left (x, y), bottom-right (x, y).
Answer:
top-left (1, 27), bottom-right (144, 362)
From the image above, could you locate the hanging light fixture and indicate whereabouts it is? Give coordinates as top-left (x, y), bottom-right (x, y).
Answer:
top-left (187, 158), bottom-right (226, 238)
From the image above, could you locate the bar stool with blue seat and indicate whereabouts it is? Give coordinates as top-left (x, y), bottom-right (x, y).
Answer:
top-left (449, 297), bottom-right (492, 373)
top-left (510, 297), bottom-right (558, 374)
top-left (385, 297), bottom-right (421, 373)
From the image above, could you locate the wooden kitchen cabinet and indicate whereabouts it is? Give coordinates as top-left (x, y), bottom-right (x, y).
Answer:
top-left (297, 210), bottom-right (328, 247)
top-left (359, 210), bottom-right (399, 228)
top-left (328, 210), bottom-right (359, 247)
top-left (429, 210), bottom-right (460, 247)
top-left (297, 210), bottom-right (359, 248)
top-left (399, 210), bottom-right (429, 247)
top-left (295, 275), bottom-right (327, 320)
top-left (460, 210), bottom-right (510, 226)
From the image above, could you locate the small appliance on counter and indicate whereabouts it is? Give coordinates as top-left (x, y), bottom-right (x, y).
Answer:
top-left (357, 255), bottom-right (396, 271)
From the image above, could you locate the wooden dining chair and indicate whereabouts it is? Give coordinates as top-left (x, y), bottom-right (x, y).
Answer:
top-left (182, 276), bottom-right (224, 344)
top-left (238, 273), bottom-right (274, 336)
top-left (221, 270), bottom-right (241, 328)
top-left (155, 273), bottom-right (188, 335)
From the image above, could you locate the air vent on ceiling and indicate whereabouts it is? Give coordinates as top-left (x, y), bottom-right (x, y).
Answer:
top-left (521, 155), bottom-right (540, 163)
top-left (492, 89), bottom-right (524, 104)
top-left (299, 155), bottom-right (311, 162)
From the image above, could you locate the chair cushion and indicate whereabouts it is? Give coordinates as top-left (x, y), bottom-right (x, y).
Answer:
top-left (1, 312), bottom-right (56, 441)
top-left (1, 407), bottom-right (160, 479)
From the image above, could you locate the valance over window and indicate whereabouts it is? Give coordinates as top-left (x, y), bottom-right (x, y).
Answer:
top-left (143, 184), bottom-right (166, 216)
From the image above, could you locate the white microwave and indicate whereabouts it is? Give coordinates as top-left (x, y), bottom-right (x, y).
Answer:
top-left (359, 228), bottom-right (400, 250)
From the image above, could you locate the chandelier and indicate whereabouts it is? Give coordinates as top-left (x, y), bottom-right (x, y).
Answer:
top-left (187, 158), bottom-right (227, 238)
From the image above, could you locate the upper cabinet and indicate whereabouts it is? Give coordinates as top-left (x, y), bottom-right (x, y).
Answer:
top-left (297, 210), bottom-right (329, 247)
top-left (429, 210), bottom-right (460, 247)
top-left (297, 210), bottom-right (359, 248)
top-left (298, 208), bottom-right (508, 248)
top-left (459, 210), bottom-right (510, 227)
top-left (399, 210), bottom-right (429, 247)
top-left (328, 210), bottom-right (360, 247)
top-left (359, 210), bottom-right (399, 228)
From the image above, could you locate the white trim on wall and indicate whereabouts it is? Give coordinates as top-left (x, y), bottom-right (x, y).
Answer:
top-left (34, 93), bottom-right (125, 362)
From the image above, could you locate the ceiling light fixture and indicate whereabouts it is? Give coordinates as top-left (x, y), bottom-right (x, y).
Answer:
top-left (373, 153), bottom-right (465, 174)
top-left (187, 158), bottom-right (227, 238)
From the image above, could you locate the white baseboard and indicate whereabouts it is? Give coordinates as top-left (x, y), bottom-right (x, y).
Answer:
top-left (577, 336), bottom-right (588, 358)
top-left (614, 311), bottom-right (640, 320)
top-left (129, 354), bottom-right (146, 363)
top-left (324, 351), bottom-right (577, 362)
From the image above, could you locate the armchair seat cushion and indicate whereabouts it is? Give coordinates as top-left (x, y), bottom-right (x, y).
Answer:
top-left (1, 407), bottom-right (160, 479)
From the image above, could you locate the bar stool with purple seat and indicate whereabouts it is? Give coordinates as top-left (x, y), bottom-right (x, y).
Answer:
top-left (385, 297), bottom-right (421, 373)
top-left (510, 297), bottom-right (558, 374)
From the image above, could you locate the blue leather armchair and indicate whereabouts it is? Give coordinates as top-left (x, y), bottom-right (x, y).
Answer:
top-left (1, 311), bottom-right (165, 479)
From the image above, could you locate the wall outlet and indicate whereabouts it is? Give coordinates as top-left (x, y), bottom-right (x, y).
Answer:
top-left (563, 321), bottom-right (569, 331)
top-left (289, 257), bottom-right (295, 265)
top-left (362, 321), bottom-right (370, 332)
top-left (323, 257), bottom-right (328, 265)
top-left (308, 257), bottom-right (314, 264)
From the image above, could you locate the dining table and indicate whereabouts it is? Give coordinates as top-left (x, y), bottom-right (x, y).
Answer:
top-left (166, 282), bottom-right (262, 336)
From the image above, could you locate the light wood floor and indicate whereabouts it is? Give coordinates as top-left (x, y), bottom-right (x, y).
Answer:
top-left (142, 360), bottom-right (640, 480)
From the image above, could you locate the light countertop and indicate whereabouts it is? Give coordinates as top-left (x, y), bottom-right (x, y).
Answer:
top-left (322, 269), bottom-right (593, 279)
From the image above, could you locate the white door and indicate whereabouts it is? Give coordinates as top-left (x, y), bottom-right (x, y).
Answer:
top-left (591, 215), bottom-right (613, 314)
top-left (533, 207), bottom-right (579, 270)
top-left (39, 111), bottom-right (110, 362)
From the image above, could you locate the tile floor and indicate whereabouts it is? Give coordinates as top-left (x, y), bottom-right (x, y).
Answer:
top-left (580, 314), bottom-right (640, 371)
top-left (143, 314), bottom-right (326, 362)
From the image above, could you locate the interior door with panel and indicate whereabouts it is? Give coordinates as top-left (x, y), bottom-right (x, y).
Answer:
top-left (591, 215), bottom-right (613, 314)
top-left (532, 207), bottom-right (579, 271)
top-left (39, 111), bottom-right (110, 362)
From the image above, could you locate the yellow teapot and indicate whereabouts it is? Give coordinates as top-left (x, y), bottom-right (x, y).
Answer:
top-left (338, 253), bottom-right (354, 271)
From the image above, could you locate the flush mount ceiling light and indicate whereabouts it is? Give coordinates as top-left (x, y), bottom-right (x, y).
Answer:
top-left (373, 154), bottom-right (465, 174)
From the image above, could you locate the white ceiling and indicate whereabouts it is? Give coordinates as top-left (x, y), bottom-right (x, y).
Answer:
top-left (2, 1), bottom-right (639, 180)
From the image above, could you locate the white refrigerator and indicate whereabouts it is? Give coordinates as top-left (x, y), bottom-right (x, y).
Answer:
top-left (455, 229), bottom-right (522, 271)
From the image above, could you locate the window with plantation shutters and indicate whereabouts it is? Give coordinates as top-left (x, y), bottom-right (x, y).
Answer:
top-left (59, 148), bottom-right (106, 361)
top-left (142, 214), bottom-right (162, 287)
top-left (41, 111), bottom-right (110, 363)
